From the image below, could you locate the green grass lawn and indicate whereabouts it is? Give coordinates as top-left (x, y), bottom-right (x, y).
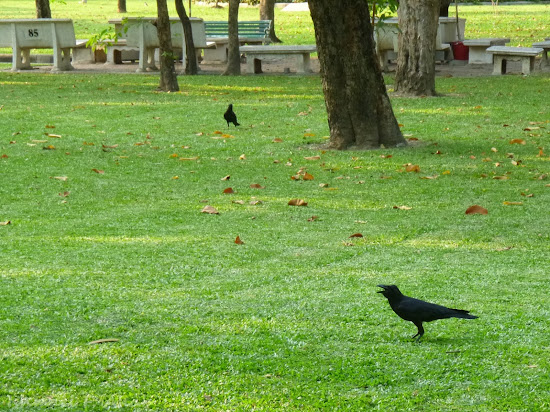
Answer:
top-left (1, 68), bottom-right (549, 410)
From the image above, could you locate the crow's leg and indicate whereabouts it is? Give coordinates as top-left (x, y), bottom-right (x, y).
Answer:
top-left (411, 322), bottom-right (424, 340)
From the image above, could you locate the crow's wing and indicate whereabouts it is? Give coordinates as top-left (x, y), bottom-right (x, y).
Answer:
top-left (393, 297), bottom-right (467, 323)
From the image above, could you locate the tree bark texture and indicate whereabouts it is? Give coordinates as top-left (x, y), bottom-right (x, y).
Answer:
top-left (260, 0), bottom-right (281, 43)
top-left (118, 0), bottom-right (127, 13)
top-left (175, 0), bottom-right (198, 74)
top-left (223, 0), bottom-right (241, 75)
top-left (35, 0), bottom-right (51, 18)
top-left (156, 0), bottom-right (180, 91)
top-left (308, 0), bottom-right (405, 150)
top-left (395, 0), bottom-right (439, 96)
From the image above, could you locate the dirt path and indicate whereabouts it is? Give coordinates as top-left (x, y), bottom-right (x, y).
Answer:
top-left (3, 55), bottom-right (546, 77)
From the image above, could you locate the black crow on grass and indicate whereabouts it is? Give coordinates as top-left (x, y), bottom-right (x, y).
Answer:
top-left (224, 104), bottom-right (240, 127)
top-left (377, 285), bottom-right (478, 340)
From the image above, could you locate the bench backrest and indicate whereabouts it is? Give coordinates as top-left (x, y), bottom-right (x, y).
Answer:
top-left (120, 17), bottom-right (207, 48)
top-left (204, 20), bottom-right (271, 39)
top-left (0, 19), bottom-right (76, 48)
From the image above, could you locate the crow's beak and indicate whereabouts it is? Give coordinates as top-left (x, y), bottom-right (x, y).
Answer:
top-left (377, 284), bottom-right (387, 293)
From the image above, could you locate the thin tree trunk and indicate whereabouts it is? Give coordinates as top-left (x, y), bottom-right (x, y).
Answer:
top-left (395, 0), bottom-right (439, 96)
top-left (156, 0), bottom-right (180, 92)
top-left (118, 0), bottom-right (127, 13)
top-left (308, 0), bottom-right (405, 150)
top-left (36, 0), bottom-right (51, 18)
top-left (260, 0), bottom-right (281, 43)
top-left (175, 0), bottom-right (198, 74)
top-left (223, 0), bottom-right (241, 75)
top-left (439, 0), bottom-right (452, 17)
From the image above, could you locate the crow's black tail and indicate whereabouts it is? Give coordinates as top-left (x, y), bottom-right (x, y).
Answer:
top-left (450, 308), bottom-right (478, 319)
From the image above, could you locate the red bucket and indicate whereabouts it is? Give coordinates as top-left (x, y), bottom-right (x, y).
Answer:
top-left (451, 41), bottom-right (469, 61)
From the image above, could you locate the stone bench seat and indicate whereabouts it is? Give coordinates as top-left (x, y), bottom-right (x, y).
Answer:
top-left (463, 38), bottom-right (510, 64)
top-left (0, 18), bottom-right (75, 71)
top-left (239, 45), bottom-right (317, 74)
top-left (531, 41), bottom-right (550, 67)
top-left (486, 46), bottom-right (543, 75)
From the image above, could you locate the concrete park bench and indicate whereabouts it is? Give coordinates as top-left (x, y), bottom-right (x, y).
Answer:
top-left (486, 46), bottom-right (543, 75)
top-left (463, 38), bottom-right (510, 64)
top-left (239, 45), bottom-right (316, 74)
top-left (203, 20), bottom-right (271, 62)
top-left (0, 18), bottom-right (75, 71)
top-left (106, 17), bottom-right (209, 72)
top-left (531, 41), bottom-right (550, 67)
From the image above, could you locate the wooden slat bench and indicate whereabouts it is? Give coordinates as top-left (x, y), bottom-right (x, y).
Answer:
top-left (486, 46), bottom-right (543, 75)
top-left (239, 45), bottom-right (316, 74)
top-left (463, 38), bottom-right (510, 64)
top-left (0, 18), bottom-right (75, 71)
top-left (531, 41), bottom-right (550, 67)
top-left (203, 20), bottom-right (271, 62)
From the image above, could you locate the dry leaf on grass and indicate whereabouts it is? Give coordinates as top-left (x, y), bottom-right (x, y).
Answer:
top-left (465, 205), bottom-right (488, 215)
top-left (288, 199), bottom-right (308, 206)
top-left (201, 205), bottom-right (219, 214)
top-left (250, 184), bottom-right (265, 189)
top-left (503, 201), bottom-right (523, 206)
top-left (51, 176), bottom-right (68, 181)
top-left (89, 338), bottom-right (119, 345)
top-left (92, 169), bottom-right (104, 174)
top-left (405, 163), bottom-right (420, 173)
top-left (393, 205), bottom-right (412, 210)
top-left (234, 236), bottom-right (244, 245)
top-left (0, 221), bottom-right (11, 226)
top-left (349, 233), bottom-right (363, 238)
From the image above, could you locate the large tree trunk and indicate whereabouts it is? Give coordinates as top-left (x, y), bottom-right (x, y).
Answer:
top-left (395, 0), bottom-right (439, 96)
top-left (223, 0), bottom-right (241, 75)
top-left (175, 0), bottom-right (198, 75)
top-left (308, 0), bottom-right (405, 150)
top-left (260, 0), bottom-right (281, 43)
top-left (36, 0), bottom-right (51, 18)
top-left (156, 0), bottom-right (180, 92)
top-left (118, 0), bottom-right (127, 13)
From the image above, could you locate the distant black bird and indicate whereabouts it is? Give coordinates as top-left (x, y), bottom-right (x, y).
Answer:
top-left (377, 285), bottom-right (478, 340)
top-left (224, 104), bottom-right (240, 127)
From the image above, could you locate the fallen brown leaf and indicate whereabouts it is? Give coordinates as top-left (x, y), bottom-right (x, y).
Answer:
top-left (51, 176), bottom-right (68, 181)
top-left (405, 163), bottom-right (420, 173)
top-left (509, 139), bottom-right (526, 145)
top-left (304, 156), bottom-right (321, 161)
top-left (465, 205), bottom-right (488, 215)
top-left (92, 169), bottom-right (105, 174)
top-left (0, 221), bottom-right (11, 226)
top-left (503, 201), bottom-right (523, 206)
top-left (89, 338), bottom-right (119, 345)
top-left (393, 205), bottom-right (412, 210)
top-left (307, 216), bottom-right (319, 222)
top-left (201, 205), bottom-right (219, 214)
top-left (223, 187), bottom-right (234, 194)
top-left (250, 183), bottom-right (265, 189)
top-left (235, 236), bottom-right (244, 245)
top-left (288, 199), bottom-right (308, 207)
top-left (349, 233), bottom-right (363, 238)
